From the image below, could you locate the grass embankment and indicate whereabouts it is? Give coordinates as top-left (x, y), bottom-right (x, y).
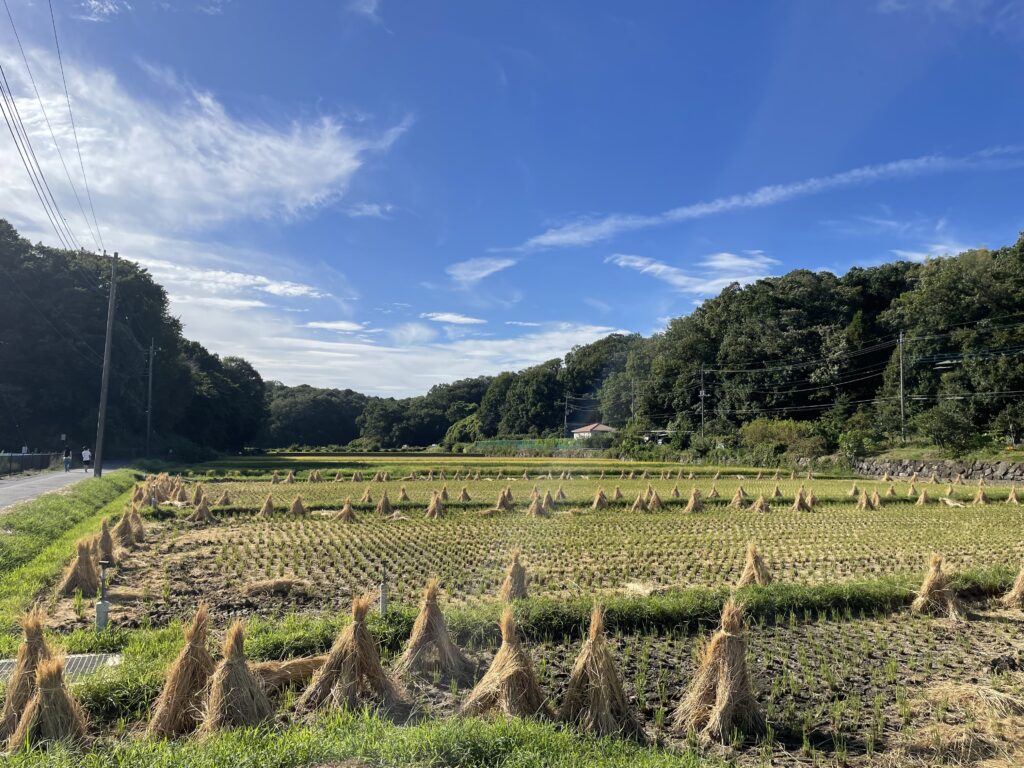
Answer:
top-left (0, 470), bottom-right (136, 656)
top-left (1, 711), bottom-right (718, 768)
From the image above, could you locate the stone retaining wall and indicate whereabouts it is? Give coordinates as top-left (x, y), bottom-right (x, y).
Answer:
top-left (853, 457), bottom-right (1024, 483)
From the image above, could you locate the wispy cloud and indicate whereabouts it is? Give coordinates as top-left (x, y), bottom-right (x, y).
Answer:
top-left (446, 257), bottom-right (518, 286)
top-left (606, 253), bottom-right (772, 295)
top-left (135, 257), bottom-right (328, 299)
top-left (389, 322), bottom-right (438, 345)
top-left (510, 147), bottom-right (1024, 251)
top-left (169, 295), bottom-right (270, 310)
top-left (75, 0), bottom-right (132, 22)
top-left (701, 250), bottom-right (779, 271)
top-left (506, 320), bottom-right (541, 327)
top-left (420, 312), bottom-right (487, 325)
top-left (306, 320), bottom-right (366, 332)
top-left (891, 240), bottom-right (974, 262)
top-left (347, 0), bottom-right (390, 29)
top-left (345, 202), bottom-right (393, 219)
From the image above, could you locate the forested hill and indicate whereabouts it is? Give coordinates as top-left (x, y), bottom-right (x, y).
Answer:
top-left (2, 217), bottom-right (1022, 458)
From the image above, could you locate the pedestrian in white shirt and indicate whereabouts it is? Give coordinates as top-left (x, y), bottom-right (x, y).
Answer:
top-left (81, 447), bottom-right (92, 473)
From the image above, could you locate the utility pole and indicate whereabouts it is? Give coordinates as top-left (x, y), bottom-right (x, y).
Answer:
top-left (563, 396), bottom-right (570, 438)
top-left (699, 365), bottom-right (706, 439)
top-left (898, 329), bottom-right (906, 444)
top-left (93, 251), bottom-right (118, 478)
top-left (145, 338), bottom-right (155, 458)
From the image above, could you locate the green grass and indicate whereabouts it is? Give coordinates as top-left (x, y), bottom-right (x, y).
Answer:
top-left (2, 710), bottom-right (718, 767)
top-left (0, 470), bottom-right (136, 654)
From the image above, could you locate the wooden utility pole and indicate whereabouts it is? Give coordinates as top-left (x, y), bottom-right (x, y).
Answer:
top-left (145, 338), bottom-right (155, 458)
top-left (898, 329), bottom-right (906, 444)
top-left (93, 251), bottom-right (118, 477)
top-left (699, 365), bottom-right (706, 438)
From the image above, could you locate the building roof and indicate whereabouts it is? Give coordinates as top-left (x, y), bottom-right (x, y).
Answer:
top-left (571, 422), bottom-right (617, 434)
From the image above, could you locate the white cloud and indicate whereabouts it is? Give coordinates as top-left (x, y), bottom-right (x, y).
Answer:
top-left (506, 320), bottom-right (541, 327)
top-left (135, 257), bottom-right (327, 299)
top-left (389, 323), bottom-right (438, 345)
top-left (76, 0), bottom-right (132, 22)
top-left (420, 312), bottom-right (486, 325)
top-left (345, 202), bottom-right (393, 218)
top-left (512, 147), bottom-right (1024, 250)
top-left (306, 320), bottom-right (366, 332)
top-left (348, 0), bottom-right (388, 27)
top-left (0, 48), bottom-right (409, 242)
top-left (891, 241), bottom-right (974, 262)
top-left (582, 297), bottom-right (612, 313)
top-left (169, 295), bottom-right (270, 310)
top-left (606, 253), bottom-right (770, 295)
top-left (702, 251), bottom-right (779, 271)
top-left (446, 256), bottom-right (518, 286)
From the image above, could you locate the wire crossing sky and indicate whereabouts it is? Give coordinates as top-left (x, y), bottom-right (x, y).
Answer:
top-left (0, 0), bottom-right (1022, 395)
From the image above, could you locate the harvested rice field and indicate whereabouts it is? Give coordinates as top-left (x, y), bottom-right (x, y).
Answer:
top-left (7, 459), bottom-right (1024, 767)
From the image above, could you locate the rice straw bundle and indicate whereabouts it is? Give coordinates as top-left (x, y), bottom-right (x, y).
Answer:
top-left (790, 489), bottom-right (811, 512)
top-left (1000, 563), bottom-right (1024, 608)
top-left (460, 608), bottom-right (547, 718)
top-left (187, 496), bottom-right (214, 524)
top-left (375, 490), bottom-right (393, 517)
top-left (541, 489), bottom-right (555, 511)
top-left (192, 485), bottom-right (205, 506)
top-left (97, 518), bottom-right (116, 565)
top-left (335, 499), bottom-right (357, 523)
top-left (848, 482), bottom-right (860, 498)
top-left (1008, 485), bottom-right (1020, 505)
top-left (771, 483), bottom-right (782, 498)
top-left (630, 492), bottom-right (647, 513)
top-left (284, 470), bottom-right (294, 484)
top-left (672, 599), bottom-right (762, 742)
top-left (907, 482), bottom-right (917, 498)
top-left (730, 486), bottom-right (747, 508)
top-left (855, 490), bottom-right (870, 510)
top-left (215, 491), bottom-right (230, 506)
top-left (270, 471), bottom-right (280, 485)
top-left (526, 497), bottom-right (549, 518)
top-left (259, 494), bottom-right (274, 516)
top-left (916, 489), bottom-right (931, 506)
top-left (59, 540), bottom-right (99, 597)
top-left (973, 486), bottom-right (988, 505)
top-left (252, 656), bottom-right (327, 691)
top-left (911, 554), bottom-right (964, 621)
top-left (558, 606), bottom-right (644, 741)
top-left (360, 487), bottom-right (372, 504)
top-left (749, 495), bottom-right (769, 513)
top-left (706, 484), bottom-right (720, 499)
top-left (289, 496), bottom-right (307, 516)
top-left (884, 483), bottom-right (896, 498)
top-left (670, 484), bottom-right (680, 498)
top-left (500, 550), bottom-right (528, 601)
top-left (647, 489), bottom-right (663, 511)
top-left (148, 604), bottom-right (215, 737)
top-left (352, 471), bottom-right (364, 482)
top-left (612, 486), bottom-right (623, 501)
top-left (683, 488), bottom-right (703, 513)
top-left (592, 488), bottom-right (608, 510)
top-left (397, 486), bottom-right (410, 502)
top-left (425, 492), bottom-right (445, 519)
top-left (6, 657), bottom-right (88, 751)
top-left (458, 486), bottom-right (471, 502)
top-left (870, 490), bottom-right (883, 509)
top-left (439, 485), bottom-right (449, 502)
top-left (295, 595), bottom-right (404, 712)
top-left (128, 508), bottom-right (146, 542)
top-left (0, 608), bottom-right (53, 742)
top-left (737, 543), bottom-right (772, 587)
top-left (199, 621), bottom-right (274, 732)
top-left (392, 579), bottom-right (473, 685)
top-left (111, 509), bottom-right (134, 549)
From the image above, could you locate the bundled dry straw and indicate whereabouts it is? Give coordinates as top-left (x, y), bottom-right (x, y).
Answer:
top-left (289, 496), bottom-right (307, 516)
top-left (855, 490), bottom-right (871, 510)
top-left (592, 488), bottom-right (608, 510)
top-left (252, 656), bottom-right (327, 692)
top-left (397, 486), bottom-right (410, 503)
top-left (59, 540), bottom-right (99, 597)
top-left (259, 494), bottom-right (274, 516)
top-left (683, 488), bottom-right (703, 513)
top-left (526, 497), bottom-right (549, 518)
top-left (360, 487), bottom-right (373, 504)
top-left (129, 508), bottom-right (146, 542)
top-left (749, 495), bottom-right (769, 513)
top-left (199, 621), bottom-right (274, 733)
top-left (884, 483), bottom-right (896, 498)
top-left (848, 482), bottom-right (860, 498)
top-left (916, 488), bottom-right (931, 506)
top-left (870, 489), bottom-right (883, 509)
top-left (612, 486), bottom-right (623, 501)
top-left (458, 487), bottom-right (471, 502)
top-left (333, 497), bottom-right (357, 522)
top-left (706, 484), bottom-right (720, 499)
top-left (214, 490), bottom-right (230, 506)
top-left (647, 489), bottom-right (663, 511)
top-left (630, 492), bottom-right (646, 513)
top-left (911, 554), bottom-right (964, 621)
top-left (673, 600), bottom-right (763, 744)
top-left (771, 483), bottom-right (782, 498)
top-left (111, 509), bottom-right (135, 548)
top-left (1008, 485), bottom-right (1020, 505)
top-left (425, 492), bottom-right (445, 519)
top-left (392, 579), bottom-right (473, 685)
top-left (670, 484), bottom-right (680, 498)
top-left (973, 486), bottom-right (989, 505)
top-left (461, 608), bottom-right (547, 718)
top-left (148, 604), bottom-right (216, 737)
top-left (187, 496), bottom-right (214, 524)
top-left (375, 490), bottom-right (393, 517)
top-left (558, 606), bottom-right (644, 741)
top-left (296, 595), bottom-right (404, 713)
top-left (500, 550), bottom-right (528, 602)
top-left (730, 486), bottom-right (748, 508)
top-left (790, 489), bottom-right (811, 512)
top-left (439, 485), bottom-right (449, 502)
top-left (284, 470), bottom-right (295, 484)
top-left (6, 657), bottom-right (88, 751)
top-left (97, 518), bottom-right (116, 565)
top-left (737, 543), bottom-right (772, 587)
top-left (1000, 563), bottom-right (1024, 608)
top-left (541, 489), bottom-right (555, 511)
top-left (0, 608), bottom-right (53, 742)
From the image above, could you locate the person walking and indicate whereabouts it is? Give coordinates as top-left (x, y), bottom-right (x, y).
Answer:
top-left (81, 446), bottom-right (92, 473)
top-left (63, 447), bottom-right (72, 472)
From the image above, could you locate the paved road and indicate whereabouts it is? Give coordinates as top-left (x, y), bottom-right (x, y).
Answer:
top-left (0, 467), bottom-right (103, 512)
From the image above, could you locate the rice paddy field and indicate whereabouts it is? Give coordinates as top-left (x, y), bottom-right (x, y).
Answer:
top-left (5, 457), bottom-right (1024, 767)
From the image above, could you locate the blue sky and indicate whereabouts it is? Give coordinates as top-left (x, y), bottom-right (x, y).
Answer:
top-left (2, 0), bottom-right (1023, 394)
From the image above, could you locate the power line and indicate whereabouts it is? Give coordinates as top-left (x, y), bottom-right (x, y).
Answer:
top-left (0, 61), bottom-right (78, 249)
top-left (48, 0), bottom-right (103, 251)
top-left (4, 0), bottom-right (101, 250)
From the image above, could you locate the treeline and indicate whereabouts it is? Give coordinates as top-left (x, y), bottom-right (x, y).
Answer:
top-left (4, 216), bottom-right (1023, 460)
top-left (0, 221), bottom-right (266, 458)
top-left (263, 234), bottom-right (1024, 460)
